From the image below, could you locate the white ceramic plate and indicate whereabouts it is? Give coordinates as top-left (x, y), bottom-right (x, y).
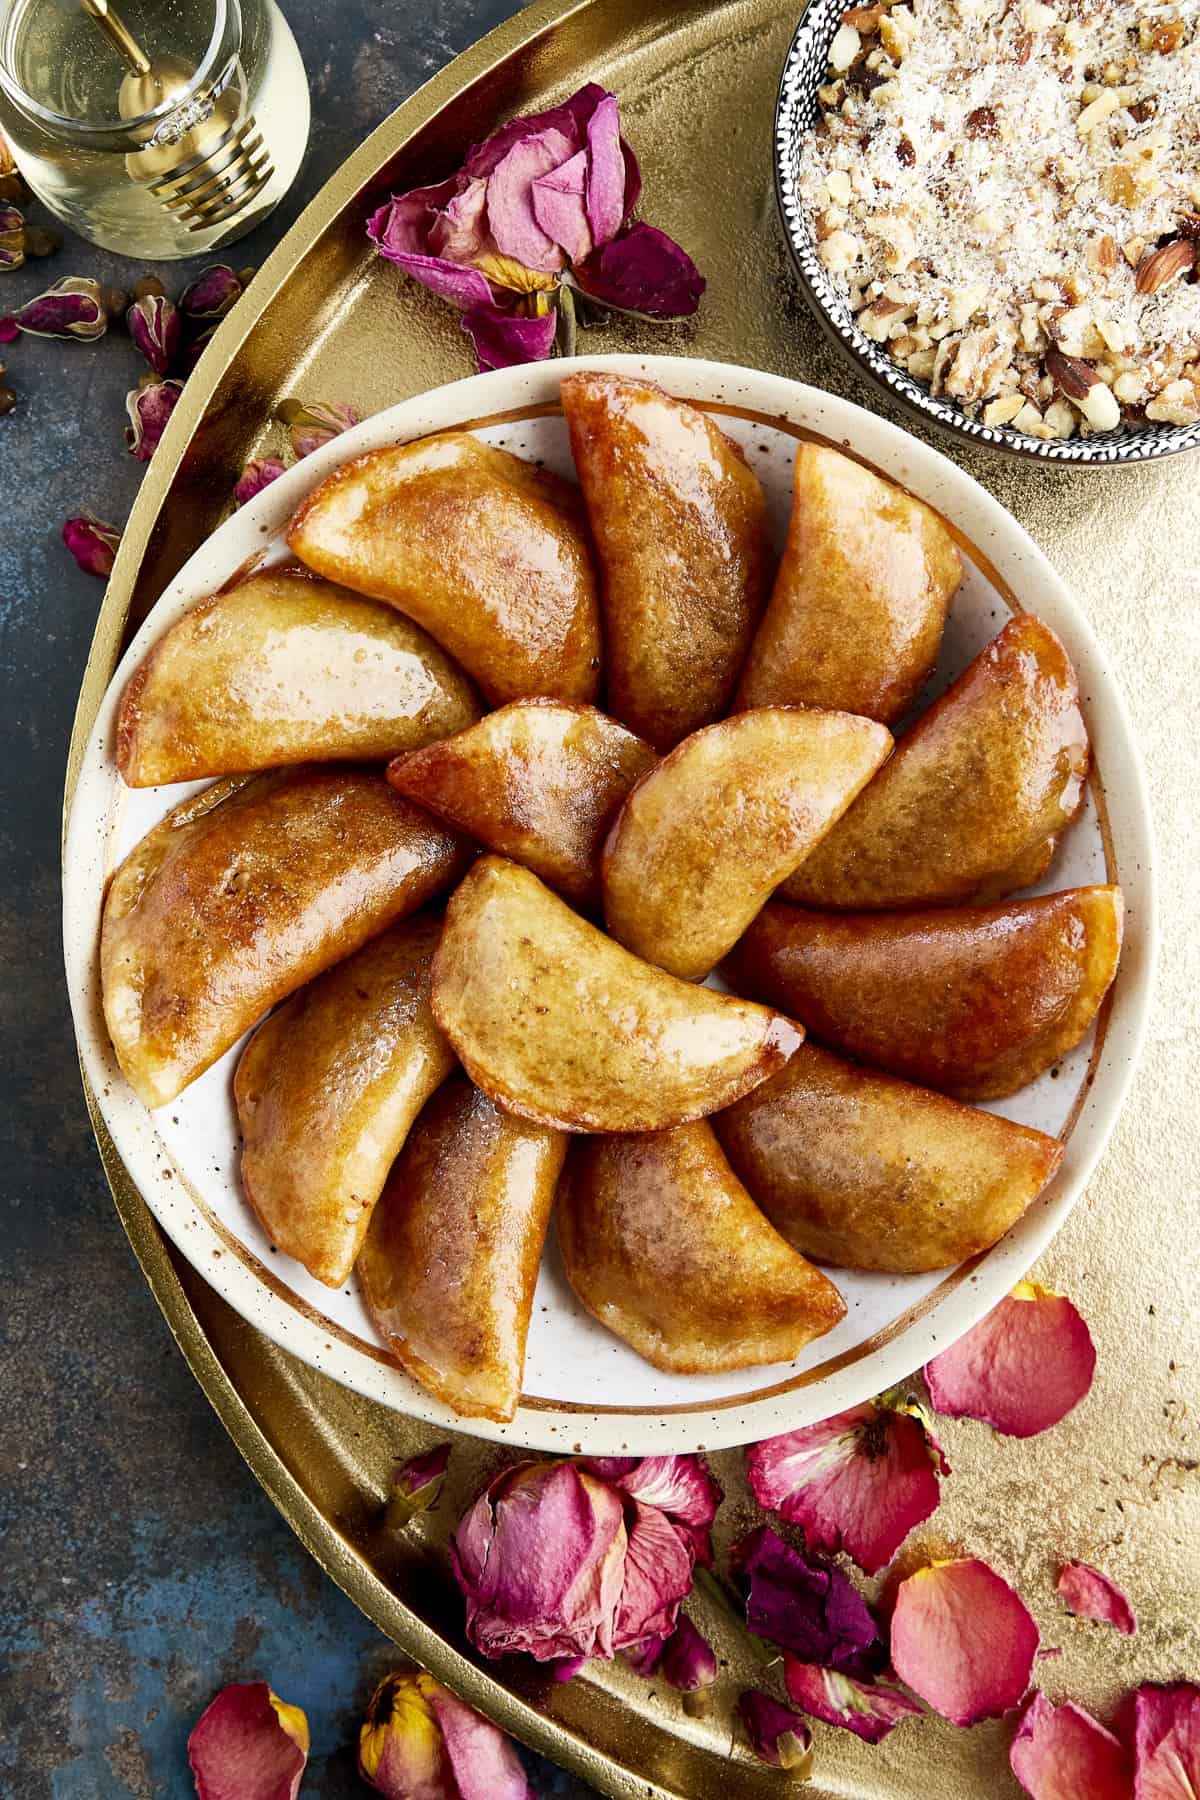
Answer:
top-left (63, 354), bottom-right (1156, 1454)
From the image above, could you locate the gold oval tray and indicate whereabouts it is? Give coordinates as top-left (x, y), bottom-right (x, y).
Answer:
top-left (64, 2), bottom-right (1198, 1795)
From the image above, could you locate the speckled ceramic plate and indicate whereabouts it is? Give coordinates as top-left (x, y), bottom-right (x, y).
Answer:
top-left (62, 352), bottom-right (1154, 1453)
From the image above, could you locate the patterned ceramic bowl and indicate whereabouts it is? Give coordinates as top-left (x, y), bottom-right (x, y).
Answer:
top-left (773, 0), bottom-right (1200, 465)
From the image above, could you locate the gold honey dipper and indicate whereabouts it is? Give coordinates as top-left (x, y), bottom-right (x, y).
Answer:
top-left (80, 0), bottom-right (273, 232)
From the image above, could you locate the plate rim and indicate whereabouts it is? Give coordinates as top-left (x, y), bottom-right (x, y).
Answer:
top-left (63, 349), bottom-right (1159, 1454)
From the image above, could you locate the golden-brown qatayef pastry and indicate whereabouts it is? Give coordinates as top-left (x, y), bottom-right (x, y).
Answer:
top-left (234, 915), bottom-right (456, 1287)
top-left (286, 433), bottom-right (601, 706)
top-left (727, 889), bottom-right (1124, 1100)
top-left (359, 1076), bottom-right (566, 1422)
top-left (736, 444), bottom-right (961, 722)
top-left (101, 768), bottom-right (466, 1109)
top-left (430, 856), bottom-right (803, 1133)
top-left (561, 371), bottom-right (771, 748)
top-left (713, 1043), bottom-right (1063, 1273)
top-left (781, 615), bottom-right (1089, 910)
top-left (388, 699), bottom-right (656, 907)
top-left (557, 1122), bottom-right (846, 1372)
top-left (116, 569), bottom-right (480, 787)
top-left (602, 707), bottom-right (892, 979)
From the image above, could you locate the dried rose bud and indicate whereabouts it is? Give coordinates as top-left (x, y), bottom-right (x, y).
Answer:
top-left (386, 1442), bottom-right (451, 1529)
top-left (237, 265), bottom-right (257, 286)
top-left (133, 273), bottom-right (167, 301)
top-left (0, 316), bottom-right (17, 343)
top-left (179, 262), bottom-right (243, 319)
top-left (234, 456), bottom-right (287, 505)
top-left (125, 377), bottom-right (183, 460)
top-left (277, 396), bottom-right (359, 459)
top-left (126, 291), bottom-right (181, 375)
top-left (182, 323), bottom-right (219, 372)
top-left (0, 204), bottom-right (24, 271)
top-left (660, 1615), bottom-right (717, 1715)
top-left (738, 1691), bottom-right (813, 1771)
top-left (23, 224), bottom-right (59, 258)
top-left (62, 512), bottom-right (121, 576)
top-left (0, 381), bottom-right (15, 415)
top-left (14, 276), bottom-right (109, 339)
top-left (359, 1671), bottom-right (531, 1799)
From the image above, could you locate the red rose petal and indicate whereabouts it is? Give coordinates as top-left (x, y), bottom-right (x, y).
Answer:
top-left (1057, 1562), bottom-right (1137, 1635)
top-left (746, 1398), bottom-right (947, 1574)
top-left (1134, 1682), bottom-right (1200, 1798)
top-left (188, 1682), bottom-right (308, 1800)
top-left (783, 1657), bottom-right (923, 1743)
top-left (925, 1283), bottom-right (1096, 1438)
top-left (890, 1558), bottom-right (1039, 1726)
top-left (1011, 1693), bottom-right (1133, 1800)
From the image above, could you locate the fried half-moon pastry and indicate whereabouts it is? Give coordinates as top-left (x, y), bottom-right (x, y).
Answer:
top-left (359, 1076), bottom-right (566, 1422)
top-left (557, 1121), bottom-right (846, 1372)
top-left (561, 371), bottom-right (771, 749)
top-left (602, 707), bottom-right (892, 978)
top-left (736, 443), bottom-right (961, 722)
top-left (781, 615), bottom-right (1089, 910)
top-left (430, 856), bottom-right (803, 1133)
top-left (101, 767), bottom-right (466, 1109)
top-left (727, 889), bottom-right (1124, 1101)
top-left (713, 1043), bottom-right (1063, 1273)
top-left (116, 569), bottom-right (480, 787)
top-left (234, 914), bottom-right (456, 1287)
top-left (286, 433), bottom-right (601, 706)
top-left (389, 699), bottom-right (656, 907)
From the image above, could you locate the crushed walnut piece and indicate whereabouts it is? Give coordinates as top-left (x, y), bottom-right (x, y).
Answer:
top-left (798, 0), bottom-right (1200, 434)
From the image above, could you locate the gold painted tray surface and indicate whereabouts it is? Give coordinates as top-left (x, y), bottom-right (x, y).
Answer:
top-left (63, 2), bottom-right (1200, 1795)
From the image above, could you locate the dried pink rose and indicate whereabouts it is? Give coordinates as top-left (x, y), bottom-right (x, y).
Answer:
top-left (1010, 1693), bottom-right (1133, 1800)
top-left (746, 1392), bottom-right (948, 1575)
top-left (62, 512), bottom-right (120, 577)
top-left (732, 1525), bottom-right (884, 1675)
top-left (187, 1682), bottom-right (309, 1800)
top-left (573, 221), bottom-right (705, 317)
top-left (738, 1691), bottom-right (814, 1771)
top-left (125, 378), bottom-right (184, 460)
top-left (451, 1459), bottom-right (699, 1665)
top-left (367, 82), bottom-right (698, 368)
top-left (585, 1454), bottom-right (722, 1564)
top-left (277, 397), bottom-right (359, 459)
top-left (1057, 1562), bottom-right (1137, 1635)
top-left (783, 1658), bottom-right (923, 1744)
top-left (925, 1282), bottom-right (1096, 1437)
top-left (890, 1558), bottom-right (1039, 1726)
top-left (358, 1670), bottom-right (531, 1799)
top-left (12, 275), bottom-right (108, 339)
top-left (126, 291), bottom-right (181, 375)
top-left (179, 263), bottom-right (244, 320)
top-left (1134, 1681), bottom-right (1200, 1798)
top-left (234, 457), bottom-right (287, 505)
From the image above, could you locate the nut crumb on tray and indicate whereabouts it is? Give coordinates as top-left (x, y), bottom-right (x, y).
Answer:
top-left (798, 0), bottom-right (1200, 434)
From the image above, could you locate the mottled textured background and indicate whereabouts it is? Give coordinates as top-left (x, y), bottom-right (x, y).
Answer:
top-left (0, 0), bottom-right (594, 1792)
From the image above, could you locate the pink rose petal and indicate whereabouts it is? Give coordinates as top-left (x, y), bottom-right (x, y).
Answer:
top-left (925, 1283), bottom-right (1096, 1438)
top-left (1057, 1562), bottom-right (1137, 1635)
top-left (890, 1558), bottom-right (1039, 1726)
top-left (368, 185), bottom-right (496, 311)
top-left (746, 1398), bottom-right (948, 1574)
top-left (465, 83), bottom-right (608, 177)
top-left (451, 1461), bottom-right (627, 1663)
top-left (461, 301), bottom-right (557, 371)
top-left (661, 1615), bottom-right (717, 1694)
top-left (1134, 1682), bottom-right (1200, 1799)
top-left (531, 149), bottom-right (592, 264)
top-left (188, 1682), bottom-right (308, 1800)
top-left (1011, 1693), bottom-right (1134, 1800)
top-left (613, 1498), bottom-right (696, 1649)
top-left (573, 222), bottom-right (705, 317)
top-left (609, 1454), bottom-right (722, 1540)
top-left (427, 176), bottom-right (490, 263)
top-left (584, 93), bottom-right (625, 246)
top-left (425, 1681), bottom-right (532, 1799)
top-left (738, 1691), bottom-right (814, 1770)
top-left (783, 1658), bottom-right (923, 1744)
top-left (486, 129), bottom-right (575, 272)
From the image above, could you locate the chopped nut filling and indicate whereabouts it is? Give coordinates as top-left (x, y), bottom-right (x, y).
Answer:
top-left (798, 0), bottom-right (1200, 433)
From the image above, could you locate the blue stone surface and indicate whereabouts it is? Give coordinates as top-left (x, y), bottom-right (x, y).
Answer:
top-left (0, 1), bottom-right (596, 1790)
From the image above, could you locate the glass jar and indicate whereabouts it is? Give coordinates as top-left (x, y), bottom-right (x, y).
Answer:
top-left (0, 0), bottom-right (309, 257)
